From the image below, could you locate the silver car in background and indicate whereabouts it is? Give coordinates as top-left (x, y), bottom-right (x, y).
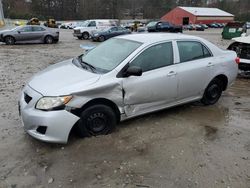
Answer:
top-left (19, 33), bottom-right (238, 143)
top-left (0, 25), bottom-right (59, 45)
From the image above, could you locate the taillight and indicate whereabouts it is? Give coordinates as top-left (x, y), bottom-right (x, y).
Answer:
top-left (235, 57), bottom-right (240, 64)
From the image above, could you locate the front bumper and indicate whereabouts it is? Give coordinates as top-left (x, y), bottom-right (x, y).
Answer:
top-left (0, 35), bottom-right (4, 42)
top-left (73, 33), bottom-right (82, 37)
top-left (239, 58), bottom-right (250, 71)
top-left (19, 85), bottom-right (80, 144)
top-left (91, 36), bottom-right (99, 41)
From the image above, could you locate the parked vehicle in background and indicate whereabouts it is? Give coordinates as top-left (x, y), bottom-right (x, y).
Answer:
top-left (27, 18), bottom-right (40, 25)
top-left (183, 24), bottom-right (195, 31)
top-left (147, 21), bottom-right (182, 33)
top-left (215, 23), bottom-right (224, 28)
top-left (44, 19), bottom-right (58, 28)
top-left (91, 26), bottom-right (131, 42)
top-left (73, 19), bottom-right (118, 40)
top-left (208, 23), bottom-right (219, 28)
top-left (14, 20), bottom-right (26, 26)
top-left (195, 24), bottom-right (205, 31)
top-left (228, 35), bottom-right (250, 71)
top-left (246, 22), bottom-right (250, 29)
top-left (222, 22), bottom-right (246, 39)
top-left (0, 25), bottom-right (59, 45)
top-left (60, 22), bottom-right (78, 29)
top-left (201, 24), bottom-right (208, 29)
top-left (19, 33), bottom-right (238, 143)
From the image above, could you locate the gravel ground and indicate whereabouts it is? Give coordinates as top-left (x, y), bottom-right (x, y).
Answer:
top-left (0, 29), bottom-right (249, 188)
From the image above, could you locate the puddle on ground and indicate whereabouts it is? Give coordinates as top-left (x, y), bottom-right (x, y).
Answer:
top-left (204, 125), bottom-right (218, 141)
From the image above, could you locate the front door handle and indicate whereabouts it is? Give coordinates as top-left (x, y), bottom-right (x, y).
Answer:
top-left (207, 62), bottom-right (214, 67)
top-left (167, 71), bottom-right (177, 77)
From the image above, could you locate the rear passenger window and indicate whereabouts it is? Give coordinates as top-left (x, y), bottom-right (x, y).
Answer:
top-left (130, 42), bottom-right (173, 72)
top-left (177, 41), bottom-right (212, 62)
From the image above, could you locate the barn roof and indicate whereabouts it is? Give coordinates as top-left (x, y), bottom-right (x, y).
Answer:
top-left (179, 7), bottom-right (234, 17)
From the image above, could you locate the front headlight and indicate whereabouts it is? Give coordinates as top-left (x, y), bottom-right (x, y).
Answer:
top-left (94, 33), bottom-right (99, 37)
top-left (36, 96), bottom-right (72, 110)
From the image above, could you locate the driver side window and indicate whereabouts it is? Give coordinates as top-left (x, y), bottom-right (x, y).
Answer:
top-left (88, 21), bottom-right (96, 27)
top-left (130, 42), bottom-right (173, 72)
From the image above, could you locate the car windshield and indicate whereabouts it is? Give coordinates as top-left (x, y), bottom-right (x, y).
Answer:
top-left (147, 22), bottom-right (157, 27)
top-left (100, 27), bottom-right (112, 32)
top-left (11, 26), bottom-right (22, 31)
top-left (81, 38), bottom-right (142, 73)
top-left (79, 21), bottom-right (89, 27)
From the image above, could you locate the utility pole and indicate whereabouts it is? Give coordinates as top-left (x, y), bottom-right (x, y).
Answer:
top-left (0, 0), bottom-right (4, 27)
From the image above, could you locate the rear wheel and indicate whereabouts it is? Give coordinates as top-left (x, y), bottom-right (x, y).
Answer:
top-left (98, 35), bottom-right (105, 42)
top-left (5, 36), bottom-right (15, 45)
top-left (44, 35), bottom-right (54, 44)
top-left (201, 78), bottom-right (223, 105)
top-left (77, 105), bottom-right (116, 137)
top-left (82, 32), bottom-right (89, 40)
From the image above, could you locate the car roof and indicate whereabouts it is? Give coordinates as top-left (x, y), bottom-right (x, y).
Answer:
top-left (116, 33), bottom-right (203, 44)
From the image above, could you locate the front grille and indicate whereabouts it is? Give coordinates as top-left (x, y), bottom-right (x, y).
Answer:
top-left (230, 43), bottom-right (250, 60)
top-left (74, 29), bottom-right (81, 34)
top-left (239, 63), bottom-right (250, 71)
top-left (24, 93), bottom-right (32, 104)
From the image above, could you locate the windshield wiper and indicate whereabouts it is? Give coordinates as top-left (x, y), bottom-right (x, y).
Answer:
top-left (77, 56), bottom-right (97, 73)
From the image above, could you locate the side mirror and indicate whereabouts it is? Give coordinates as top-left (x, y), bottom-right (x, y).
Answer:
top-left (124, 66), bottom-right (142, 77)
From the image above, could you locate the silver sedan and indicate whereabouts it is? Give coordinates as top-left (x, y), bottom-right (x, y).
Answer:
top-left (0, 25), bottom-right (59, 45)
top-left (19, 33), bottom-right (238, 143)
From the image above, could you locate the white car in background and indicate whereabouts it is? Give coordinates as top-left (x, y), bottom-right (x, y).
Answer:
top-left (73, 19), bottom-right (118, 40)
top-left (19, 33), bottom-right (238, 143)
top-left (228, 35), bottom-right (250, 71)
top-left (60, 22), bottom-right (78, 29)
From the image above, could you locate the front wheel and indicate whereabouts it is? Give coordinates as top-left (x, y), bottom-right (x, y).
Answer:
top-left (201, 78), bottom-right (223, 105)
top-left (82, 32), bottom-right (89, 40)
top-left (98, 35), bottom-right (105, 42)
top-left (5, 36), bottom-right (15, 45)
top-left (44, 35), bottom-right (54, 44)
top-left (77, 105), bottom-right (116, 137)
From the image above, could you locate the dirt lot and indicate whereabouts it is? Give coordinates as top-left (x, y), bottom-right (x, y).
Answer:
top-left (0, 29), bottom-right (249, 188)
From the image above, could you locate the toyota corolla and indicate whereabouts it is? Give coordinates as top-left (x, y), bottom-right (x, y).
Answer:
top-left (19, 33), bottom-right (238, 143)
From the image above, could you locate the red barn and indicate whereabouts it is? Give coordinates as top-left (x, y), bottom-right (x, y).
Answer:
top-left (161, 6), bottom-right (234, 25)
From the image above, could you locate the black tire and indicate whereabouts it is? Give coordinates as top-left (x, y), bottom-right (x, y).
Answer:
top-left (44, 35), bottom-right (54, 44)
top-left (77, 36), bottom-right (83, 40)
top-left (98, 35), bottom-right (105, 42)
top-left (201, 78), bottom-right (223, 105)
top-left (82, 32), bottom-right (89, 40)
top-left (77, 105), bottom-right (116, 137)
top-left (5, 36), bottom-right (15, 45)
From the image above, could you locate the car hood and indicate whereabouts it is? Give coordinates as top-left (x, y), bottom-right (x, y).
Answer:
top-left (232, 35), bottom-right (250, 44)
top-left (74, 26), bottom-right (86, 30)
top-left (0, 29), bottom-right (11, 34)
top-left (94, 30), bottom-right (108, 35)
top-left (28, 59), bottom-right (101, 96)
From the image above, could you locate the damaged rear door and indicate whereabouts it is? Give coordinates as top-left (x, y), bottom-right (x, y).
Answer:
top-left (122, 41), bottom-right (178, 117)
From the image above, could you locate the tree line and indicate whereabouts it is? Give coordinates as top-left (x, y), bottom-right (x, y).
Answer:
top-left (2, 0), bottom-right (250, 21)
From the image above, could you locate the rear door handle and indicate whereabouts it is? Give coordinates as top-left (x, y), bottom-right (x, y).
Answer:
top-left (167, 71), bottom-right (177, 77)
top-left (207, 62), bottom-right (214, 67)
